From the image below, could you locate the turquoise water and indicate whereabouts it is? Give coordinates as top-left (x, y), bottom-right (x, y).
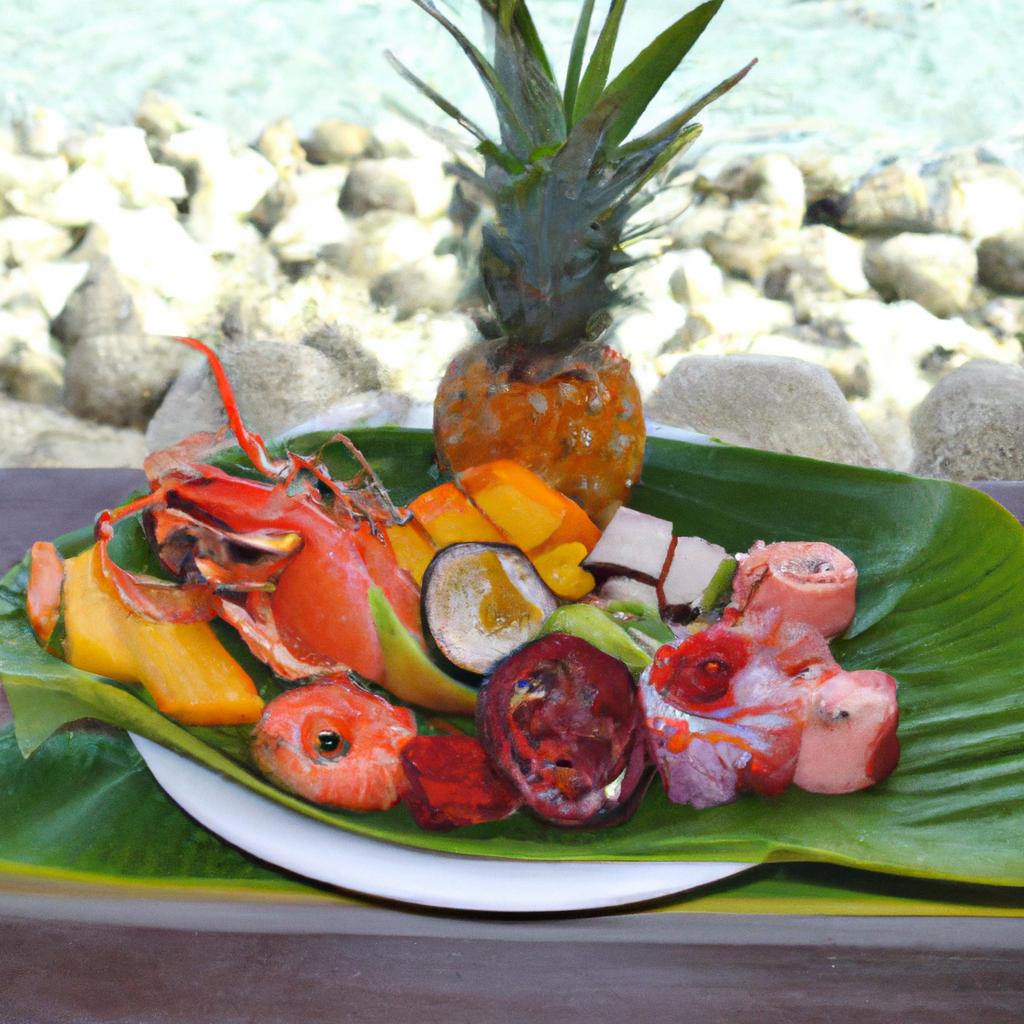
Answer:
top-left (2, 0), bottom-right (1022, 165)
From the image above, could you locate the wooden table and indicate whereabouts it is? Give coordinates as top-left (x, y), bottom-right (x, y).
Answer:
top-left (1, 469), bottom-right (1022, 1024)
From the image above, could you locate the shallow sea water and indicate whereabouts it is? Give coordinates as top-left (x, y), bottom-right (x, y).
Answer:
top-left (2, 0), bottom-right (1023, 168)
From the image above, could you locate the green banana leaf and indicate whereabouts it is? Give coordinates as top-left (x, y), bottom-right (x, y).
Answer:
top-left (1, 429), bottom-right (1023, 887)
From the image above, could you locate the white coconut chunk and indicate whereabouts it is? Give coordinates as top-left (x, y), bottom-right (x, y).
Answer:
top-left (583, 506), bottom-right (674, 583)
top-left (659, 535), bottom-right (732, 612)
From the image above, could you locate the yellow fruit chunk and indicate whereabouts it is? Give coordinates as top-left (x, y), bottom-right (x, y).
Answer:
top-left (63, 547), bottom-right (264, 726)
top-left (468, 483), bottom-right (563, 552)
top-left (409, 482), bottom-right (504, 548)
top-left (532, 542), bottom-right (596, 601)
top-left (385, 520), bottom-right (437, 585)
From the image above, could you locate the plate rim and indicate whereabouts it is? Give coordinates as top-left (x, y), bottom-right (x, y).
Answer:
top-left (129, 734), bottom-right (753, 913)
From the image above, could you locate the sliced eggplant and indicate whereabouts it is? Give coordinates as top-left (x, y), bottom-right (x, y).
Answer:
top-left (421, 543), bottom-right (558, 676)
top-left (582, 507), bottom-right (674, 584)
top-left (658, 536), bottom-right (736, 625)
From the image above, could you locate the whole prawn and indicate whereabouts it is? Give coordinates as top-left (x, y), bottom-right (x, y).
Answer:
top-left (82, 336), bottom-right (422, 684)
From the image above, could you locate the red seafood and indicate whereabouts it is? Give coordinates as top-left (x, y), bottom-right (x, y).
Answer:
top-left (476, 633), bottom-right (648, 827)
top-left (731, 541), bottom-right (857, 638)
top-left (641, 616), bottom-right (829, 807)
top-left (92, 337), bottom-right (421, 684)
top-left (400, 733), bottom-right (523, 830)
top-left (251, 680), bottom-right (417, 811)
top-left (640, 604), bottom-right (899, 808)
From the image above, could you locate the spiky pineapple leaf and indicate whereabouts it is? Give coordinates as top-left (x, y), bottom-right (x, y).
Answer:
top-left (484, 0), bottom-right (566, 149)
top-left (600, 0), bottom-right (724, 153)
top-left (619, 58), bottom-right (755, 157)
top-left (572, 0), bottom-right (627, 126)
top-left (482, 0), bottom-right (556, 82)
top-left (384, 50), bottom-right (491, 144)
top-left (562, 0), bottom-right (597, 120)
top-left (407, 0), bottom-right (533, 160)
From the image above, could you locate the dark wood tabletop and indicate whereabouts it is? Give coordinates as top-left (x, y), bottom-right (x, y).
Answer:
top-left (1, 468), bottom-right (1022, 1024)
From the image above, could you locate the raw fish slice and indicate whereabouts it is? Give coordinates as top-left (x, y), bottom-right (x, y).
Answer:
top-left (639, 621), bottom-right (816, 807)
top-left (794, 669), bottom-right (900, 793)
top-left (732, 541), bottom-right (857, 638)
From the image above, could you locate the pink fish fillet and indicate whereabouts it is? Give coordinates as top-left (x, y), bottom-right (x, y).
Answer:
top-left (794, 669), bottom-right (900, 794)
top-left (732, 541), bottom-right (857, 639)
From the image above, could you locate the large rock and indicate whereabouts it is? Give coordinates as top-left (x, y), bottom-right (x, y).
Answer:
top-left (646, 354), bottom-right (884, 468)
top-left (51, 257), bottom-right (141, 346)
top-left (668, 248), bottom-right (726, 307)
top-left (977, 230), bottom-right (1024, 294)
top-left (840, 161), bottom-right (932, 235)
top-left (79, 126), bottom-right (188, 209)
top-left (266, 166), bottom-right (351, 264)
top-left (302, 322), bottom-right (384, 391)
top-left (304, 119), bottom-right (372, 163)
top-left (911, 360), bottom-right (1024, 480)
top-left (927, 155), bottom-right (1024, 240)
top-left (7, 164), bottom-right (123, 227)
top-left (321, 210), bottom-right (439, 279)
top-left (863, 232), bottom-right (978, 318)
top-left (370, 255), bottom-right (461, 319)
top-left (713, 153), bottom-right (806, 223)
top-left (763, 225), bottom-right (870, 308)
top-left (0, 215), bottom-right (72, 265)
top-left (76, 208), bottom-right (221, 312)
top-left (0, 307), bottom-right (64, 403)
top-left (145, 338), bottom-right (378, 450)
top-left (339, 159), bottom-right (416, 216)
top-left (162, 123), bottom-right (277, 248)
top-left (803, 298), bottom-right (1016, 416)
top-left (63, 333), bottom-right (193, 429)
top-left (672, 295), bottom-right (795, 350)
top-left (0, 396), bottom-right (146, 468)
top-left (341, 156), bottom-right (451, 220)
top-left (702, 202), bottom-right (801, 282)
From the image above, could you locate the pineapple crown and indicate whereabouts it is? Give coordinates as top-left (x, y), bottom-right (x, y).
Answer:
top-left (390, 0), bottom-right (753, 349)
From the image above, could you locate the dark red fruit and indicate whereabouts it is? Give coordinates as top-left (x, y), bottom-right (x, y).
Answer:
top-left (400, 734), bottom-right (522, 831)
top-left (476, 633), bottom-right (645, 827)
top-left (648, 624), bottom-right (752, 709)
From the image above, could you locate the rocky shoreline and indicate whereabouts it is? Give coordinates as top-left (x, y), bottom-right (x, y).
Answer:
top-left (2, 95), bottom-right (1023, 480)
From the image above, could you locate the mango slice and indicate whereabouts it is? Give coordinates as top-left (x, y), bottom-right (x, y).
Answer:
top-left (62, 547), bottom-right (264, 726)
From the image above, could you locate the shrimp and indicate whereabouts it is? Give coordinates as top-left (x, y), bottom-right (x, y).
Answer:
top-left (250, 680), bottom-right (417, 812)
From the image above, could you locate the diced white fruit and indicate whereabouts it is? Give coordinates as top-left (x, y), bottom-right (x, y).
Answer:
top-left (598, 576), bottom-right (661, 608)
top-left (658, 536), bottom-right (733, 614)
top-left (583, 507), bottom-right (674, 583)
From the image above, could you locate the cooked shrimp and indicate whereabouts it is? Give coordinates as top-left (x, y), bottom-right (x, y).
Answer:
top-left (250, 680), bottom-right (417, 811)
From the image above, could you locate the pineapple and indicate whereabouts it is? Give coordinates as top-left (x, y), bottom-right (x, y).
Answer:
top-left (391, 0), bottom-right (752, 522)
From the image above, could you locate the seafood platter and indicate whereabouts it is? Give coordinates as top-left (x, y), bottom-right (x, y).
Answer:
top-left (1, 2), bottom-right (1023, 911)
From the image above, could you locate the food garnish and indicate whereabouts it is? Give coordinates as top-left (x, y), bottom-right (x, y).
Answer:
top-left (394, 0), bottom-right (753, 522)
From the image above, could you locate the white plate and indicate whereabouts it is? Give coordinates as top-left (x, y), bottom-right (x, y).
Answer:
top-left (131, 734), bottom-right (752, 914)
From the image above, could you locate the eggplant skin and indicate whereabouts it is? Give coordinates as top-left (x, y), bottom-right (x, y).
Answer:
top-left (420, 542), bottom-right (557, 679)
top-left (476, 633), bottom-right (647, 828)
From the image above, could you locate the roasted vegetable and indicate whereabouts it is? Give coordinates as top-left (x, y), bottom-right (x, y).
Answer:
top-left (420, 543), bottom-right (557, 676)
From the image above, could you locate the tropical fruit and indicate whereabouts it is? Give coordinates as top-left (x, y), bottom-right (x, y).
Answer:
top-left (393, 0), bottom-right (751, 520)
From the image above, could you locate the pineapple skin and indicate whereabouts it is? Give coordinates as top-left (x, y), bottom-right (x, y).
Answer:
top-left (434, 338), bottom-right (644, 524)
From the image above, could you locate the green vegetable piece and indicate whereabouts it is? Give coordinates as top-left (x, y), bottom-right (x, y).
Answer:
top-left (700, 556), bottom-right (737, 612)
top-left (367, 586), bottom-right (479, 715)
top-left (538, 603), bottom-right (654, 676)
top-left (603, 600), bottom-right (675, 644)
